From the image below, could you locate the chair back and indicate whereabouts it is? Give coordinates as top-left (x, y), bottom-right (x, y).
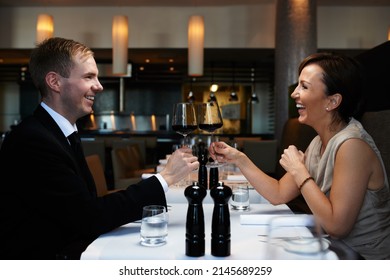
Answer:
top-left (276, 118), bottom-right (317, 179)
top-left (81, 138), bottom-right (106, 168)
top-left (243, 140), bottom-right (278, 175)
top-left (112, 139), bottom-right (147, 167)
top-left (111, 144), bottom-right (155, 189)
top-left (85, 154), bottom-right (108, 197)
top-left (360, 110), bottom-right (390, 182)
top-left (112, 144), bottom-right (143, 178)
top-left (234, 137), bottom-right (262, 151)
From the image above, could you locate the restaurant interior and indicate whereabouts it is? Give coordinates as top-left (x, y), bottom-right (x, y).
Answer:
top-left (1, 0), bottom-right (390, 189)
top-left (1, 0), bottom-right (390, 263)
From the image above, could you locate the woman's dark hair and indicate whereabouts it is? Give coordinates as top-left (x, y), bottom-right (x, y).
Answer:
top-left (298, 52), bottom-right (365, 123)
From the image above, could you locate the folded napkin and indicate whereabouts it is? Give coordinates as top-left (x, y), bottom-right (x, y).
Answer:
top-left (240, 214), bottom-right (313, 225)
top-left (227, 174), bottom-right (247, 181)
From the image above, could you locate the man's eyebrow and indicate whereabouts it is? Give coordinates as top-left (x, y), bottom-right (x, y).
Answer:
top-left (84, 71), bottom-right (97, 77)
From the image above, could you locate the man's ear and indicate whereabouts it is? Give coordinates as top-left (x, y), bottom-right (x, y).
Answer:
top-left (45, 71), bottom-right (61, 92)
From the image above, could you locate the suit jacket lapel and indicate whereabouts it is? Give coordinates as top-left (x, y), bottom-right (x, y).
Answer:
top-left (33, 105), bottom-right (97, 197)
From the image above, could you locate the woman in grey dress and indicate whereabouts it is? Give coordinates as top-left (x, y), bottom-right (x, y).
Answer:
top-left (210, 53), bottom-right (390, 260)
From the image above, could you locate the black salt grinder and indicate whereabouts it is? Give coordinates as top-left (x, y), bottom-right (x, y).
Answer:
top-left (197, 141), bottom-right (208, 189)
top-left (184, 181), bottom-right (207, 257)
top-left (210, 181), bottom-right (232, 257)
top-left (209, 167), bottom-right (219, 189)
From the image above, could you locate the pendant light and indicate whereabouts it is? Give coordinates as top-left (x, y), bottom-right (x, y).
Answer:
top-left (388, 26), bottom-right (390, 40)
top-left (208, 63), bottom-right (218, 102)
top-left (249, 67), bottom-right (259, 104)
top-left (36, 14), bottom-right (54, 44)
top-left (187, 78), bottom-right (196, 103)
top-left (208, 92), bottom-right (217, 102)
top-left (209, 62), bottom-right (218, 93)
top-left (249, 90), bottom-right (259, 104)
top-left (112, 15), bottom-right (129, 75)
top-left (188, 15), bottom-right (204, 77)
top-left (229, 64), bottom-right (238, 102)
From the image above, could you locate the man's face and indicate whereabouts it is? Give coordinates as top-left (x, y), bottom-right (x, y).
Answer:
top-left (57, 53), bottom-right (103, 124)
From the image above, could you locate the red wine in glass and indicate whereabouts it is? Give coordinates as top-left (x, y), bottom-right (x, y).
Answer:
top-left (172, 124), bottom-right (198, 136)
top-left (198, 101), bottom-right (224, 167)
top-left (172, 102), bottom-right (197, 147)
top-left (198, 123), bottom-right (223, 133)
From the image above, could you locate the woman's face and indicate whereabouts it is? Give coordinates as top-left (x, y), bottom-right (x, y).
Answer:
top-left (291, 64), bottom-right (332, 129)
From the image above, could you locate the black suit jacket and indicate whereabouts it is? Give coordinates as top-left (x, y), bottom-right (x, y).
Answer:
top-left (0, 105), bottom-right (167, 259)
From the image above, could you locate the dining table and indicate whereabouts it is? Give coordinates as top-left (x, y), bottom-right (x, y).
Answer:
top-left (81, 194), bottom-right (339, 260)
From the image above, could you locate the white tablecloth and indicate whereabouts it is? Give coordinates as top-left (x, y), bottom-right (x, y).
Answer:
top-left (166, 185), bottom-right (267, 204)
top-left (81, 203), bottom-right (338, 260)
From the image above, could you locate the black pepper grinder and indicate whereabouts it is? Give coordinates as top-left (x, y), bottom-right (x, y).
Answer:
top-left (197, 142), bottom-right (208, 189)
top-left (209, 167), bottom-right (219, 189)
top-left (184, 181), bottom-right (207, 257)
top-left (210, 181), bottom-right (232, 257)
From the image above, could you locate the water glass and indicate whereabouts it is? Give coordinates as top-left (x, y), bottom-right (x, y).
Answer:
top-left (140, 205), bottom-right (168, 247)
top-left (230, 184), bottom-right (250, 211)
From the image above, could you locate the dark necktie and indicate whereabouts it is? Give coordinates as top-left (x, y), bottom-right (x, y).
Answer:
top-left (67, 132), bottom-right (96, 196)
top-left (68, 131), bottom-right (82, 157)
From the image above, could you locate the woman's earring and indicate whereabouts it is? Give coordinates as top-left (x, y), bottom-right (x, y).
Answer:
top-left (326, 107), bottom-right (329, 111)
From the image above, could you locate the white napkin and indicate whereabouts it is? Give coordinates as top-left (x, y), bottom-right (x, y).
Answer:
top-left (240, 214), bottom-right (282, 225)
top-left (240, 214), bottom-right (313, 225)
top-left (227, 174), bottom-right (247, 181)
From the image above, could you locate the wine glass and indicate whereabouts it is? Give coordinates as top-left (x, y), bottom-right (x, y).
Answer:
top-left (172, 102), bottom-right (198, 147)
top-left (198, 101), bottom-right (224, 167)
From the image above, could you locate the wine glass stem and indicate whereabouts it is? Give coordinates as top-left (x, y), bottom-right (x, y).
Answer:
top-left (183, 135), bottom-right (193, 186)
top-left (211, 133), bottom-right (220, 164)
top-left (183, 135), bottom-right (189, 147)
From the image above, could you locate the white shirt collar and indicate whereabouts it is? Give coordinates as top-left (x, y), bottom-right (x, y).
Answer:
top-left (40, 102), bottom-right (77, 138)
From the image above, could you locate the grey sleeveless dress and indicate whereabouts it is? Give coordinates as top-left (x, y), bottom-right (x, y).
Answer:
top-left (305, 118), bottom-right (390, 259)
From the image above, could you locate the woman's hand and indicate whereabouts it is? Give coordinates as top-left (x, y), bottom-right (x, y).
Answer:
top-left (209, 141), bottom-right (242, 164)
top-left (279, 145), bottom-right (306, 176)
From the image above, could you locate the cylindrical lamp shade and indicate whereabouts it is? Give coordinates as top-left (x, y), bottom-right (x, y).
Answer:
top-left (188, 15), bottom-right (204, 77)
top-left (112, 15), bottom-right (129, 75)
top-left (36, 14), bottom-right (54, 44)
top-left (388, 26), bottom-right (390, 40)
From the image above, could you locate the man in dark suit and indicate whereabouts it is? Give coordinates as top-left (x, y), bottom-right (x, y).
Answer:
top-left (0, 37), bottom-right (199, 260)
